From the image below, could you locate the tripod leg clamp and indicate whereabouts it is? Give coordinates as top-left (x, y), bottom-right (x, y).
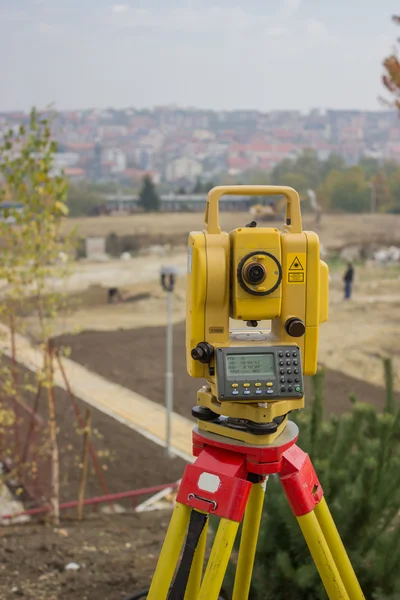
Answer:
top-left (280, 445), bottom-right (324, 516)
top-left (176, 446), bottom-right (252, 521)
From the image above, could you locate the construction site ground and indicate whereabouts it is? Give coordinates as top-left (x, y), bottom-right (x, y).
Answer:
top-left (0, 360), bottom-right (185, 600)
top-left (2, 212), bottom-right (400, 599)
top-left (0, 511), bottom-right (170, 600)
top-left (56, 320), bottom-right (400, 421)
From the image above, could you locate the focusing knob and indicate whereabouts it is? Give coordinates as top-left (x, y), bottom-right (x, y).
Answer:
top-left (191, 342), bottom-right (215, 364)
top-left (285, 318), bottom-right (306, 337)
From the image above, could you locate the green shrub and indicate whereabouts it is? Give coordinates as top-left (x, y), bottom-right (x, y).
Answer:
top-left (227, 366), bottom-right (400, 599)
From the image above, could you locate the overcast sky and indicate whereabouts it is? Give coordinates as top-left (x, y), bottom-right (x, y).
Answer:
top-left (1, 0), bottom-right (399, 113)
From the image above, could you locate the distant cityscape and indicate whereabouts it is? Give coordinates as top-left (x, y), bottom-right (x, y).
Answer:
top-left (1, 106), bottom-right (400, 189)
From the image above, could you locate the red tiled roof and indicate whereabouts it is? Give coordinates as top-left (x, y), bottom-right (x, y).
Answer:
top-left (65, 142), bottom-right (94, 151)
top-left (65, 167), bottom-right (85, 176)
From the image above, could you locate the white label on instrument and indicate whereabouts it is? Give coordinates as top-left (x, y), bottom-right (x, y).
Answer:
top-left (198, 472), bottom-right (220, 493)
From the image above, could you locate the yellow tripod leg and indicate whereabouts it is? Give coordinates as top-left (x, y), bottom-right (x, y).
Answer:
top-left (297, 510), bottom-right (350, 600)
top-left (148, 502), bottom-right (191, 600)
top-left (232, 481), bottom-right (266, 600)
top-left (199, 517), bottom-right (239, 600)
top-left (184, 516), bottom-right (208, 599)
top-left (314, 498), bottom-right (365, 599)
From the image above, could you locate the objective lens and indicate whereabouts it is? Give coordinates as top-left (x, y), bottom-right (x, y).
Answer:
top-left (243, 262), bottom-right (267, 285)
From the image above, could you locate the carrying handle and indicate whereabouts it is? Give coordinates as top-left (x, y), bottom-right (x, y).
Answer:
top-left (204, 185), bottom-right (303, 234)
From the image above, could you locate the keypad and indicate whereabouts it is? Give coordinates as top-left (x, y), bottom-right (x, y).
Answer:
top-left (225, 346), bottom-right (302, 399)
top-left (276, 347), bottom-right (303, 397)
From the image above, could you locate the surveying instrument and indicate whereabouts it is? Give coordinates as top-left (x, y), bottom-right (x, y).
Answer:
top-left (148, 186), bottom-right (365, 600)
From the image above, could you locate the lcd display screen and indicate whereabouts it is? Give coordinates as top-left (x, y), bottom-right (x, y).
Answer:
top-left (226, 354), bottom-right (276, 378)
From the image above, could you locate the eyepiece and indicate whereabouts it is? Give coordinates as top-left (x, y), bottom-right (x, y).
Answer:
top-left (191, 342), bottom-right (215, 364)
top-left (243, 262), bottom-right (267, 285)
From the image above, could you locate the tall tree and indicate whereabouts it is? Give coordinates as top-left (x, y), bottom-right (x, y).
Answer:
top-left (330, 167), bottom-right (370, 212)
top-left (382, 15), bottom-right (400, 111)
top-left (320, 153), bottom-right (345, 180)
top-left (0, 108), bottom-right (75, 524)
top-left (67, 183), bottom-right (104, 216)
top-left (139, 175), bottom-right (160, 212)
top-left (372, 171), bottom-right (393, 212)
top-left (318, 167), bottom-right (369, 212)
top-left (192, 177), bottom-right (203, 193)
top-left (388, 169), bottom-right (400, 212)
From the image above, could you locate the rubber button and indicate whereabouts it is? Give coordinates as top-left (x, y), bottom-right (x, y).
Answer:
top-left (267, 389), bottom-right (274, 394)
top-left (232, 390), bottom-right (239, 395)
top-left (280, 377), bottom-right (285, 383)
top-left (244, 390), bottom-right (251, 395)
top-left (231, 383), bottom-right (239, 388)
top-left (266, 382), bottom-right (273, 387)
top-left (295, 386), bottom-right (301, 392)
top-left (288, 386), bottom-right (293, 392)
top-left (255, 382), bottom-right (262, 387)
top-left (281, 386), bottom-right (286, 392)
top-left (243, 383), bottom-right (250, 387)
top-left (285, 351), bottom-right (290, 357)
top-left (278, 351), bottom-right (283, 357)
top-left (255, 390), bottom-right (262, 395)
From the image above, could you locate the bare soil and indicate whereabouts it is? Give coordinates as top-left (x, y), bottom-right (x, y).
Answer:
top-left (2, 211), bottom-right (400, 599)
top-left (55, 321), bottom-right (400, 420)
top-left (6, 360), bottom-right (185, 507)
top-left (0, 511), bottom-right (169, 600)
top-left (0, 361), bottom-right (186, 599)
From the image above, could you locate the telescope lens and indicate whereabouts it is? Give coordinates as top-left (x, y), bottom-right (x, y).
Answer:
top-left (243, 262), bottom-right (267, 285)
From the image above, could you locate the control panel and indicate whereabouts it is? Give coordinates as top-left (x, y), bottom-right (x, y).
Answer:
top-left (215, 345), bottom-right (303, 401)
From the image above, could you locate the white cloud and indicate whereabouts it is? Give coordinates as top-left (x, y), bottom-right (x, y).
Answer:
top-left (268, 27), bottom-right (287, 37)
top-left (108, 7), bottom-right (269, 32)
top-left (281, 0), bottom-right (302, 18)
top-left (38, 22), bottom-right (53, 34)
top-left (0, 9), bottom-right (29, 22)
top-left (306, 19), bottom-right (328, 38)
top-left (112, 4), bottom-right (129, 13)
top-left (303, 18), bottom-right (336, 46)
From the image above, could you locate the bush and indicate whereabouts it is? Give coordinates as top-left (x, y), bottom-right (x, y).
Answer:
top-left (227, 367), bottom-right (400, 600)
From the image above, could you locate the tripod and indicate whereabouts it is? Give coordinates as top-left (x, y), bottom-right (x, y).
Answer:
top-left (148, 421), bottom-right (365, 600)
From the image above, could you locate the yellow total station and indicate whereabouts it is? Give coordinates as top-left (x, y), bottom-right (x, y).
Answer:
top-left (186, 185), bottom-right (329, 444)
